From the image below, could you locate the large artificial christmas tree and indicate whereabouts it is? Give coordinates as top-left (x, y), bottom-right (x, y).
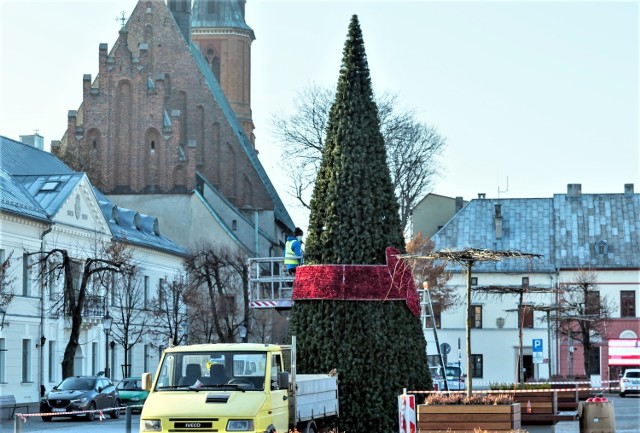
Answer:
top-left (290, 15), bottom-right (430, 432)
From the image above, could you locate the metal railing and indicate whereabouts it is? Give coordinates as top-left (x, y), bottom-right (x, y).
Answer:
top-left (247, 257), bottom-right (296, 309)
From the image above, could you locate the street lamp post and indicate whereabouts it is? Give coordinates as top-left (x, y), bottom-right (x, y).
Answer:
top-left (103, 311), bottom-right (113, 379)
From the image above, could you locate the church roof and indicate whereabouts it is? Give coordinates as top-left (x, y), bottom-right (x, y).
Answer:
top-left (189, 43), bottom-right (295, 230)
top-left (191, 0), bottom-right (255, 39)
top-left (430, 185), bottom-right (640, 273)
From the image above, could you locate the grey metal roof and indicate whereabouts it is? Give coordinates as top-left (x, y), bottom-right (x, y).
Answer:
top-left (0, 135), bottom-right (188, 257)
top-left (93, 189), bottom-right (189, 257)
top-left (0, 169), bottom-right (49, 222)
top-left (191, 0), bottom-right (255, 39)
top-left (430, 187), bottom-right (640, 272)
top-left (14, 173), bottom-right (84, 217)
top-left (189, 43), bottom-right (295, 231)
top-left (1, 135), bottom-right (73, 175)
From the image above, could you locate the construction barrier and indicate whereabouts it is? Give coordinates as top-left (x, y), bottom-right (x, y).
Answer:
top-left (398, 389), bottom-right (416, 433)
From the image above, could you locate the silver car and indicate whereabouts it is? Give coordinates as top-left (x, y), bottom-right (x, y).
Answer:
top-left (430, 365), bottom-right (466, 391)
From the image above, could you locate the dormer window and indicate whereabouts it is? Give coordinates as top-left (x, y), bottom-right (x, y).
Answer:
top-left (596, 240), bottom-right (608, 255)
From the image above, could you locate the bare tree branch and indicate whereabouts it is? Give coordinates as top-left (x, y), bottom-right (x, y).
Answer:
top-left (272, 84), bottom-right (446, 232)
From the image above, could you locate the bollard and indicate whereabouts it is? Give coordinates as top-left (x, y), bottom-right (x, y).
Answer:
top-left (13, 414), bottom-right (21, 433)
top-left (125, 405), bottom-right (132, 433)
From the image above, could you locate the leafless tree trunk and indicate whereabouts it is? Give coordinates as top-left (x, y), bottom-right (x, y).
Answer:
top-left (149, 275), bottom-right (193, 347)
top-left (557, 269), bottom-right (615, 377)
top-left (31, 243), bottom-right (134, 379)
top-left (185, 244), bottom-right (250, 343)
top-left (110, 268), bottom-right (147, 378)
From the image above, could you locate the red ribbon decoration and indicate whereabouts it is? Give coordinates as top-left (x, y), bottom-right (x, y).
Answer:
top-left (292, 247), bottom-right (420, 317)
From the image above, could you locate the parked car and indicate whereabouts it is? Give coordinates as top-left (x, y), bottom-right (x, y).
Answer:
top-left (40, 376), bottom-right (121, 421)
top-left (116, 377), bottom-right (149, 412)
top-left (619, 368), bottom-right (640, 397)
top-left (430, 365), bottom-right (466, 391)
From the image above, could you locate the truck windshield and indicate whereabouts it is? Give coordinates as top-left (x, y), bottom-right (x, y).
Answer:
top-left (155, 351), bottom-right (267, 391)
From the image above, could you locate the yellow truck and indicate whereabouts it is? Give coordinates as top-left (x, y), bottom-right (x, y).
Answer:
top-left (140, 338), bottom-right (338, 433)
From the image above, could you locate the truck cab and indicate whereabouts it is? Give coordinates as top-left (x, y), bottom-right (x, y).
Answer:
top-left (140, 343), bottom-right (290, 432)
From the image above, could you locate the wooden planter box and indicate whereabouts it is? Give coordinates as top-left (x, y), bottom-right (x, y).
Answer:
top-left (417, 403), bottom-right (521, 433)
top-left (513, 390), bottom-right (557, 415)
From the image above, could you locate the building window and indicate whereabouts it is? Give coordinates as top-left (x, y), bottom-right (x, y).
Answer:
top-left (471, 277), bottom-right (478, 286)
top-left (427, 355), bottom-right (442, 367)
top-left (469, 305), bottom-right (482, 328)
top-left (522, 277), bottom-right (529, 288)
top-left (0, 338), bottom-right (5, 382)
top-left (92, 342), bottom-right (98, 375)
top-left (48, 341), bottom-right (56, 383)
top-left (588, 347), bottom-right (600, 375)
top-left (432, 305), bottom-right (442, 329)
top-left (621, 291), bottom-right (636, 318)
top-left (471, 354), bottom-right (483, 378)
top-left (144, 276), bottom-right (150, 305)
top-left (22, 253), bottom-right (32, 296)
top-left (0, 249), bottom-right (5, 290)
top-left (144, 344), bottom-right (150, 373)
top-left (596, 240), bottom-right (608, 255)
top-left (159, 278), bottom-right (166, 306)
top-left (22, 339), bottom-right (31, 382)
top-left (586, 291), bottom-right (601, 316)
top-left (519, 305), bottom-right (534, 328)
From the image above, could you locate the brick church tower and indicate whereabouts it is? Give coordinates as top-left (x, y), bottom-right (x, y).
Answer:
top-left (191, 0), bottom-right (255, 147)
top-left (53, 0), bottom-right (293, 252)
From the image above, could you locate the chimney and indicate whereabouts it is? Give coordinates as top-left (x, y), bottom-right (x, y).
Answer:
top-left (494, 204), bottom-right (503, 240)
top-left (624, 184), bottom-right (634, 196)
top-left (455, 196), bottom-right (464, 212)
top-left (478, 193), bottom-right (486, 199)
top-left (567, 184), bottom-right (582, 198)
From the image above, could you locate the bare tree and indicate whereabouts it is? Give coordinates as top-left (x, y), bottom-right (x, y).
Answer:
top-left (109, 267), bottom-right (148, 377)
top-left (272, 84), bottom-right (446, 233)
top-left (251, 310), bottom-right (289, 344)
top-left (31, 243), bottom-right (134, 379)
top-left (148, 274), bottom-right (193, 347)
top-left (555, 269), bottom-right (615, 376)
top-left (185, 244), bottom-right (250, 343)
top-left (405, 233), bottom-right (457, 317)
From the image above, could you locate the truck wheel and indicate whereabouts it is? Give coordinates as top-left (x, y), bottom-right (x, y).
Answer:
top-left (302, 421), bottom-right (317, 433)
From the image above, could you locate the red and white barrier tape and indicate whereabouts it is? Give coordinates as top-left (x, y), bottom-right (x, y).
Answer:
top-left (15, 406), bottom-right (126, 423)
top-left (411, 385), bottom-right (640, 394)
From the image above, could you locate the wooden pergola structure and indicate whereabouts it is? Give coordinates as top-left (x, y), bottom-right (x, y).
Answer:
top-left (398, 248), bottom-right (542, 396)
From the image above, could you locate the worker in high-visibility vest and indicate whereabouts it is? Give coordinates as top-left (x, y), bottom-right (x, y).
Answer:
top-left (284, 227), bottom-right (304, 275)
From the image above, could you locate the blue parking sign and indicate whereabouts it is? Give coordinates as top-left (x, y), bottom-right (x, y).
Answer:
top-left (532, 338), bottom-right (543, 352)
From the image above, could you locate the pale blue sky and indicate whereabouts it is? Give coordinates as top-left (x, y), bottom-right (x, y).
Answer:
top-left (1, 1), bottom-right (638, 229)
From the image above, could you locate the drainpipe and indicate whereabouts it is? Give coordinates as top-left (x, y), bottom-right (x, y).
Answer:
top-left (40, 225), bottom-right (53, 396)
top-left (254, 211), bottom-right (259, 256)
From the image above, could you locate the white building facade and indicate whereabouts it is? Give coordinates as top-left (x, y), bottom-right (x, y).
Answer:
top-left (423, 184), bottom-right (639, 387)
top-left (0, 136), bottom-right (188, 406)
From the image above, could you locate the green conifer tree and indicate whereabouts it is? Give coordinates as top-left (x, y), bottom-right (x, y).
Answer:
top-left (290, 15), bottom-right (430, 432)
